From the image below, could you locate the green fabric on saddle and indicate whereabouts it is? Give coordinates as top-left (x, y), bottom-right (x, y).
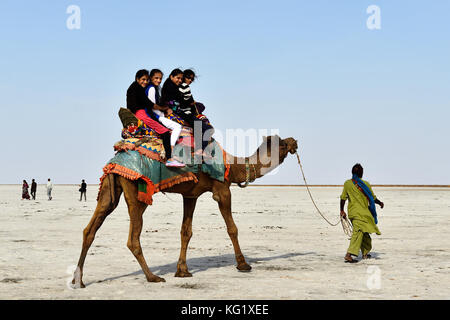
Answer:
top-left (171, 139), bottom-right (227, 182)
top-left (200, 140), bottom-right (227, 182)
top-left (108, 139), bottom-right (226, 184)
top-left (137, 180), bottom-right (149, 197)
top-left (108, 150), bottom-right (199, 186)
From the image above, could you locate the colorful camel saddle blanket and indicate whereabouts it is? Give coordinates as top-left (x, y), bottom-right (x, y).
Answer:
top-left (100, 139), bottom-right (230, 205)
top-left (120, 110), bottom-right (210, 143)
top-left (119, 120), bottom-right (194, 161)
top-left (114, 135), bottom-right (193, 162)
top-left (118, 112), bottom-right (210, 161)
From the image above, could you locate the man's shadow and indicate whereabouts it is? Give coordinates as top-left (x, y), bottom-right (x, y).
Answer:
top-left (361, 251), bottom-right (382, 260)
top-left (87, 252), bottom-right (315, 287)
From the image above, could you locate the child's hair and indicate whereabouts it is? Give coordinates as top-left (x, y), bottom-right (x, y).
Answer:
top-left (183, 69), bottom-right (196, 81)
top-left (169, 68), bottom-right (183, 77)
top-left (135, 69), bottom-right (149, 80)
top-left (150, 69), bottom-right (163, 79)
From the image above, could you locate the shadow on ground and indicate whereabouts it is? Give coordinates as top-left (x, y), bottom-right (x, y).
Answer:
top-left (87, 252), bottom-right (315, 286)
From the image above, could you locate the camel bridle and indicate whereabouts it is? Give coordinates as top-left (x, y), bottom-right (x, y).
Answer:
top-left (237, 158), bottom-right (258, 188)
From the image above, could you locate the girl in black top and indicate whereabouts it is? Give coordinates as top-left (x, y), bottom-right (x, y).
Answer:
top-left (160, 69), bottom-right (185, 109)
top-left (180, 69), bottom-right (206, 115)
top-left (161, 69), bottom-right (214, 155)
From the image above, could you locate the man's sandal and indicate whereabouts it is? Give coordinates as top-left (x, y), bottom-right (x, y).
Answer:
top-left (344, 256), bottom-right (359, 263)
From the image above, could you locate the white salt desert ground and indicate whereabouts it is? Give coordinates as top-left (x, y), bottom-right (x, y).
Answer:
top-left (0, 184), bottom-right (449, 299)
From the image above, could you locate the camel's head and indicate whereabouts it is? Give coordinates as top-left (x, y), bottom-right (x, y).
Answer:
top-left (260, 135), bottom-right (298, 165)
top-left (241, 135), bottom-right (299, 180)
top-left (281, 137), bottom-right (298, 155)
top-left (264, 135), bottom-right (297, 152)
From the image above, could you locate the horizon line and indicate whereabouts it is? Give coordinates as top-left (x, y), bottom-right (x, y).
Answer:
top-left (1, 184), bottom-right (449, 188)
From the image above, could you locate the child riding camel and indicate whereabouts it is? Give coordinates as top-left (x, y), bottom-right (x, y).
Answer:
top-left (161, 69), bottom-right (214, 159)
top-left (146, 69), bottom-right (184, 167)
top-left (126, 69), bottom-right (184, 167)
top-left (179, 69), bottom-right (206, 115)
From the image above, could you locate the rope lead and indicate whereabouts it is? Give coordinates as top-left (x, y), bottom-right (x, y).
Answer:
top-left (295, 152), bottom-right (353, 238)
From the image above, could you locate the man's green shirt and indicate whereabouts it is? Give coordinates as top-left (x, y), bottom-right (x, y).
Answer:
top-left (340, 179), bottom-right (381, 235)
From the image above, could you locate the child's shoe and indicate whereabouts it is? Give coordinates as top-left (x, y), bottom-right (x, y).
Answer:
top-left (166, 159), bottom-right (186, 168)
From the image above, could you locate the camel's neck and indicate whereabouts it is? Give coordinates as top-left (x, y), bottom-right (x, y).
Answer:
top-left (226, 154), bottom-right (262, 184)
top-left (226, 146), bottom-right (288, 184)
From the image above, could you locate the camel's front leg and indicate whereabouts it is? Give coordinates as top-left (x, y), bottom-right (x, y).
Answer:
top-left (215, 186), bottom-right (252, 272)
top-left (175, 196), bottom-right (197, 277)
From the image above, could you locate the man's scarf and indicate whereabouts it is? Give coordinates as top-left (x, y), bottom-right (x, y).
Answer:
top-left (352, 174), bottom-right (378, 224)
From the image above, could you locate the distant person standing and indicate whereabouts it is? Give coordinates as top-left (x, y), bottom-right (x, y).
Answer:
top-left (79, 179), bottom-right (87, 201)
top-left (46, 178), bottom-right (53, 200)
top-left (31, 179), bottom-right (37, 200)
top-left (22, 180), bottom-right (30, 200)
top-left (340, 163), bottom-right (384, 263)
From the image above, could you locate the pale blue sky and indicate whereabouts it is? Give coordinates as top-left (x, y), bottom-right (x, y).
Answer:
top-left (0, 0), bottom-right (449, 185)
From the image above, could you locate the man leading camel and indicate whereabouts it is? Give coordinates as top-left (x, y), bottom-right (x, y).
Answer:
top-left (340, 163), bottom-right (384, 263)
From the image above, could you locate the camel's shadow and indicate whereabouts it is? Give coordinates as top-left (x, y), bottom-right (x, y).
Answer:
top-left (87, 252), bottom-right (314, 286)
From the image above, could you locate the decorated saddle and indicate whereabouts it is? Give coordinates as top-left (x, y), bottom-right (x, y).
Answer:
top-left (98, 108), bottom-right (229, 205)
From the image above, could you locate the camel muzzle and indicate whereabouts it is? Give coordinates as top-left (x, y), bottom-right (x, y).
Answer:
top-left (282, 138), bottom-right (298, 154)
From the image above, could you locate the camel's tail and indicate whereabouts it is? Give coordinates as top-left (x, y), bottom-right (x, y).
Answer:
top-left (97, 172), bottom-right (117, 207)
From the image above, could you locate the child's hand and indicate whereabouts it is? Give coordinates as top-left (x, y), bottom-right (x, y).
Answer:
top-left (340, 210), bottom-right (347, 218)
top-left (165, 109), bottom-right (173, 115)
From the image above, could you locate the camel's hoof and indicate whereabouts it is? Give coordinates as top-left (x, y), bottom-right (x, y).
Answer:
top-left (71, 278), bottom-right (85, 289)
top-left (237, 263), bottom-right (252, 272)
top-left (70, 266), bottom-right (85, 288)
top-left (175, 270), bottom-right (193, 278)
top-left (148, 275), bottom-right (166, 283)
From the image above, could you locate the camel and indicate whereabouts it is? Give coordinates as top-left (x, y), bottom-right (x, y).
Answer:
top-left (72, 135), bottom-right (298, 287)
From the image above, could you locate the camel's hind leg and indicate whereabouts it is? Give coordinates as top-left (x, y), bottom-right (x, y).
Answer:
top-left (214, 184), bottom-right (252, 272)
top-left (175, 196), bottom-right (197, 277)
top-left (122, 177), bottom-right (165, 283)
top-left (72, 174), bottom-right (122, 288)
